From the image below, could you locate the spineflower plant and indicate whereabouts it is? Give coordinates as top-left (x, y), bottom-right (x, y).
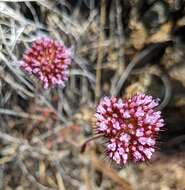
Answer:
top-left (19, 37), bottom-right (71, 89)
top-left (81, 93), bottom-right (164, 165)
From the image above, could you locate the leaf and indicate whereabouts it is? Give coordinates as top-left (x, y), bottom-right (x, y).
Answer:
top-left (148, 22), bottom-right (172, 43)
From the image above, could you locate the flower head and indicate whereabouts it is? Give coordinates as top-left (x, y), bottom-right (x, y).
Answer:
top-left (19, 37), bottom-right (71, 89)
top-left (95, 93), bottom-right (164, 165)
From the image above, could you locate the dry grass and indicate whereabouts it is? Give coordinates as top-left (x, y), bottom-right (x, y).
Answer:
top-left (0, 0), bottom-right (185, 189)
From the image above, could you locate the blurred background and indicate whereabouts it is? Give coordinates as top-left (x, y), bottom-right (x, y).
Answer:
top-left (0, 0), bottom-right (185, 189)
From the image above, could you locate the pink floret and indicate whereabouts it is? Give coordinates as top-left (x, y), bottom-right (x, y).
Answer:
top-left (95, 93), bottom-right (164, 165)
top-left (19, 37), bottom-right (71, 89)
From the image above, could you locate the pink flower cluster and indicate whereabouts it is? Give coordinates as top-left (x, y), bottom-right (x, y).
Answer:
top-left (95, 93), bottom-right (164, 165)
top-left (19, 37), bottom-right (71, 89)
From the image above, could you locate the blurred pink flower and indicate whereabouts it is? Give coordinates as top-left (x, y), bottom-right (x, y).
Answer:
top-left (19, 37), bottom-right (71, 89)
top-left (95, 93), bottom-right (164, 165)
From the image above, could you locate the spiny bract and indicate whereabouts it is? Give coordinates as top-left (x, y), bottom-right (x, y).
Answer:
top-left (95, 93), bottom-right (164, 165)
top-left (19, 37), bottom-right (71, 89)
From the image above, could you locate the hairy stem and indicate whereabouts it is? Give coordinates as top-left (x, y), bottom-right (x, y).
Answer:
top-left (80, 134), bottom-right (104, 153)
